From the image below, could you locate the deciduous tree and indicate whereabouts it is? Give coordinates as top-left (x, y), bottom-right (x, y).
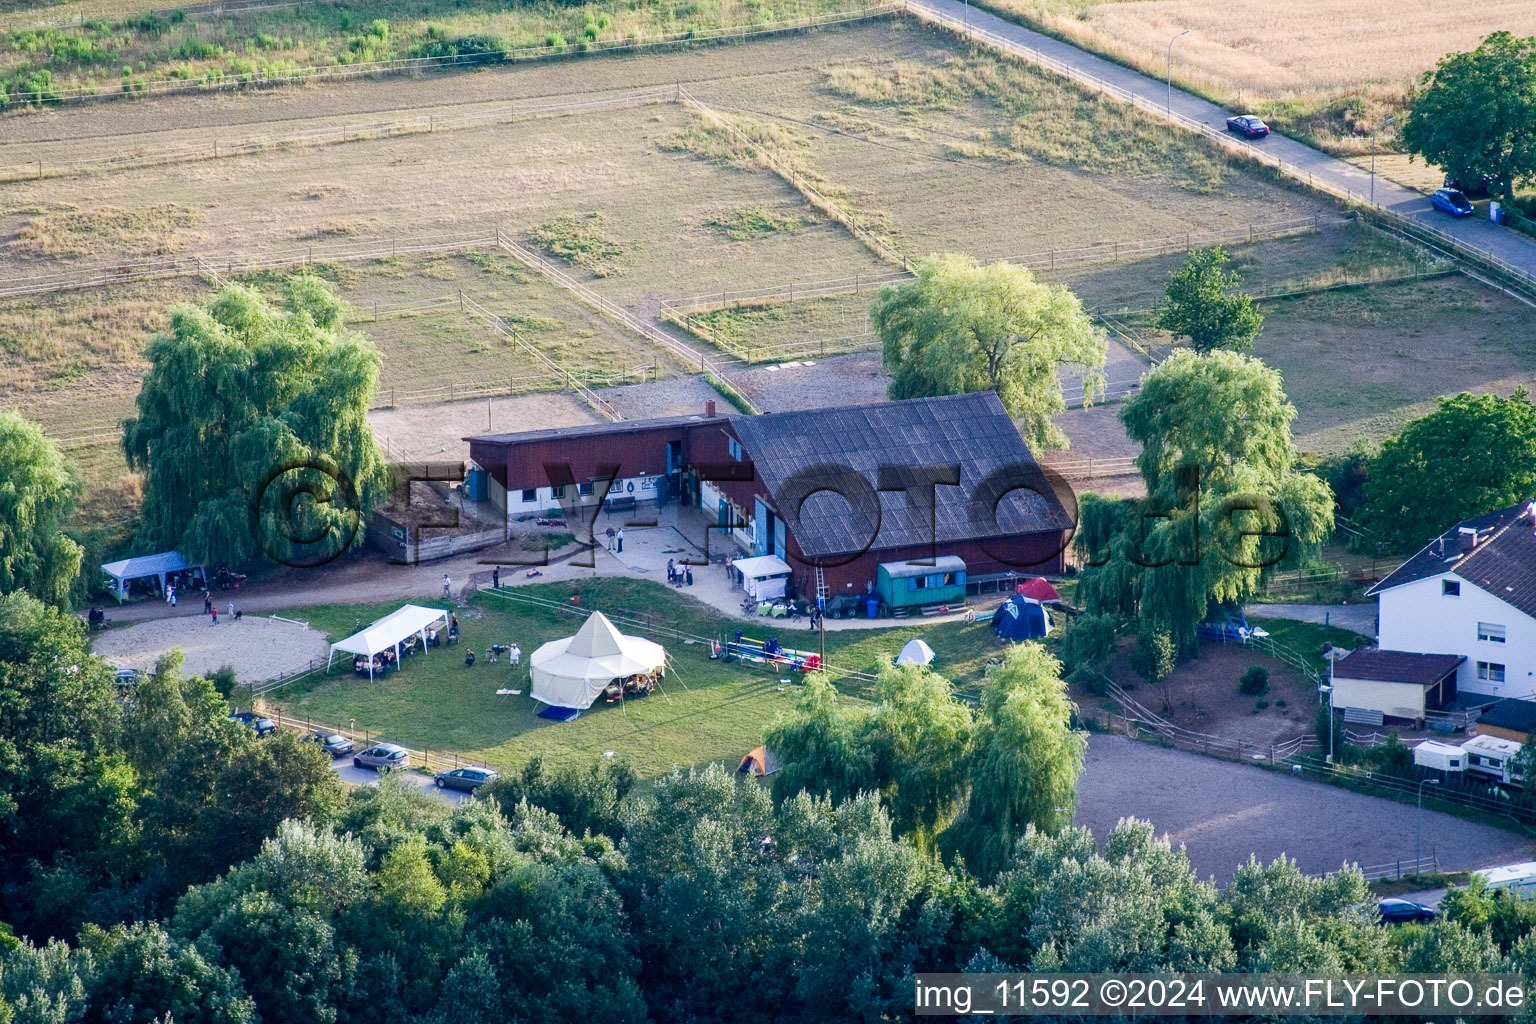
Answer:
top-left (1402, 31), bottom-right (1536, 201)
top-left (0, 410), bottom-right (83, 609)
top-left (873, 253), bottom-right (1106, 449)
top-left (1153, 247), bottom-right (1264, 354)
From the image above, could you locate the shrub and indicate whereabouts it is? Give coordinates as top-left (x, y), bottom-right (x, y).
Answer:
top-left (1238, 665), bottom-right (1269, 695)
top-left (1060, 612), bottom-right (1118, 678)
top-left (1276, 699), bottom-right (1286, 708)
top-left (544, 31), bottom-right (568, 49)
top-left (1130, 628), bottom-right (1175, 685)
top-left (1255, 699), bottom-right (1269, 712)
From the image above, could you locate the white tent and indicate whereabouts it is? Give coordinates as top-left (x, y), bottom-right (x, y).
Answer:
top-left (328, 604), bottom-right (450, 679)
top-left (530, 611), bottom-right (666, 710)
top-left (895, 638), bottom-right (936, 666)
top-left (734, 554), bottom-right (792, 600)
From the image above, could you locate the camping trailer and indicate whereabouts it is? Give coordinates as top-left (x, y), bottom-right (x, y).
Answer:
top-left (876, 557), bottom-right (966, 613)
top-left (1462, 734), bottom-right (1526, 785)
top-left (1482, 862), bottom-right (1536, 900)
top-left (1412, 740), bottom-right (1468, 773)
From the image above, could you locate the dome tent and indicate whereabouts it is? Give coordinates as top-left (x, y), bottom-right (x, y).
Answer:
top-left (530, 611), bottom-right (666, 711)
top-left (992, 595), bottom-right (1051, 641)
top-left (895, 638), bottom-right (936, 666)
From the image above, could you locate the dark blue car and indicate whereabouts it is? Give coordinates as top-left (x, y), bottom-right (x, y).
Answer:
top-left (1430, 188), bottom-right (1474, 217)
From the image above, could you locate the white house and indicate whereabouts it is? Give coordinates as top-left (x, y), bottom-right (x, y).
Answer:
top-left (1367, 502), bottom-right (1536, 702)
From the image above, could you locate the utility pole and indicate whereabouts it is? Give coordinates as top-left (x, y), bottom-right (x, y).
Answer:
top-left (1166, 30), bottom-right (1190, 118)
top-left (1370, 115), bottom-right (1396, 206)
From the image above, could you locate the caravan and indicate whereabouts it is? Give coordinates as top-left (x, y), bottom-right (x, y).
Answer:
top-left (1462, 734), bottom-right (1526, 785)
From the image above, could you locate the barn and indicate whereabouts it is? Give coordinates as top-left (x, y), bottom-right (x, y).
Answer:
top-left (465, 392), bottom-right (1073, 600)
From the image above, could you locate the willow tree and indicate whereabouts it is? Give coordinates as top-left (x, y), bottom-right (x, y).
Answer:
top-left (0, 410), bottom-right (83, 608)
top-left (1076, 349), bottom-right (1333, 648)
top-left (873, 253), bottom-right (1106, 450)
top-left (122, 276), bottom-right (388, 568)
top-left (946, 643), bottom-right (1084, 880)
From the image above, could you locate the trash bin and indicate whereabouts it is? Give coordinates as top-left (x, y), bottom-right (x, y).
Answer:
top-left (866, 597), bottom-right (880, 619)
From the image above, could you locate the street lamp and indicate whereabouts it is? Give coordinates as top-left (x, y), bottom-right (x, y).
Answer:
top-left (1416, 777), bottom-right (1441, 874)
top-left (1370, 115), bottom-right (1396, 206)
top-left (1166, 29), bottom-right (1190, 117)
top-left (1318, 682), bottom-right (1335, 764)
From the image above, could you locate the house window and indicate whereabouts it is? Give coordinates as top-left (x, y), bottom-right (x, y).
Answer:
top-left (521, 488), bottom-right (536, 502)
top-left (1478, 661), bottom-right (1507, 684)
top-left (578, 482), bottom-right (594, 497)
top-left (1443, 580), bottom-right (1461, 596)
top-left (552, 485), bottom-right (565, 499)
top-left (728, 438), bottom-right (743, 462)
top-left (1478, 622), bottom-right (1507, 644)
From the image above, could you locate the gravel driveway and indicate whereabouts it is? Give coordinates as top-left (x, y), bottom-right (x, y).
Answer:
top-left (1247, 603), bottom-right (1379, 639)
top-left (1076, 735), bottom-right (1531, 882)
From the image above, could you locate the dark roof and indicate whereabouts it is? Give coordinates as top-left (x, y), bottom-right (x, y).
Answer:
top-left (1477, 698), bottom-right (1536, 734)
top-left (465, 411), bottom-right (726, 447)
top-left (1367, 502), bottom-right (1536, 620)
top-left (730, 392), bottom-right (1073, 558)
top-left (1333, 648), bottom-right (1465, 686)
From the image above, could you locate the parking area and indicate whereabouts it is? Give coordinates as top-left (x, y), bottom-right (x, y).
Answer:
top-left (1076, 735), bottom-right (1532, 881)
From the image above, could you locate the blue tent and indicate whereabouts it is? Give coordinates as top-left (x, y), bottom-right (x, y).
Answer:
top-left (992, 595), bottom-right (1051, 641)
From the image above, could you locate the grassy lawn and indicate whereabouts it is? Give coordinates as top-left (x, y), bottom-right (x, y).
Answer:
top-left (1246, 616), bottom-right (1373, 680)
top-left (267, 578), bottom-right (1004, 776)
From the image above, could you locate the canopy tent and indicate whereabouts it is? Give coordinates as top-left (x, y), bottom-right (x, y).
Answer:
top-left (1018, 577), bottom-right (1061, 603)
top-left (101, 551), bottom-right (202, 603)
top-left (737, 745), bottom-right (780, 777)
top-left (895, 638), bottom-right (936, 667)
top-left (327, 604), bottom-right (449, 679)
top-left (993, 595), bottom-right (1052, 641)
top-left (530, 611), bottom-right (667, 711)
top-left (733, 554), bottom-right (792, 601)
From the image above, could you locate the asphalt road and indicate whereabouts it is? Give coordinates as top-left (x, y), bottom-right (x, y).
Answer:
top-left (1077, 735), bottom-right (1531, 882)
top-left (334, 759), bottom-right (473, 806)
top-left (908, 0), bottom-right (1536, 278)
top-left (1246, 603), bottom-right (1379, 639)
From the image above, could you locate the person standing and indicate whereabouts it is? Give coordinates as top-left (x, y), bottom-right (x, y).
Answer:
top-left (203, 592), bottom-right (212, 615)
top-left (443, 574), bottom-right (452, 598)
top-left (168, 585), bottom-right (177, 608)
top-left (492, 566), bottom-right (500, 589)
top-left (227, 602), bottom-right (235, 621)
top-left (509, 643), bottom-right (521, 667)
top-left (616, 528), bottom-right (624, 553)
top-left (210, 606), bottom-right (218, 626)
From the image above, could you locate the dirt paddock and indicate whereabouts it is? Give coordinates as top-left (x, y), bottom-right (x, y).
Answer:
top-left (92, 613), bottom-right (332, 683)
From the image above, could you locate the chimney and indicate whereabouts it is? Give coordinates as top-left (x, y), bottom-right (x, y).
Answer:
top-left (1528, 501), bottom-right (1536, 530)
top-left (705, 399), bottom-right (717, 417)
top-left (1458, 526), bottom-right (1478, 554)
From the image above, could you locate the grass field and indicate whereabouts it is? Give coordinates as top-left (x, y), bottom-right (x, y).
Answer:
top-left (974, 0), bottom-right (1536, 155)
top-left (268, 578), bottom-right (1005, 775)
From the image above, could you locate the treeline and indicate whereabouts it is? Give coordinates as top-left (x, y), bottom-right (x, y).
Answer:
top-left (2, 595), bottom-right (1534, 1022)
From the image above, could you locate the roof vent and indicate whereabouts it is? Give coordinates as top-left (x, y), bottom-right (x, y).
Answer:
top-left (1458, 527), bottom-right (1478, 554)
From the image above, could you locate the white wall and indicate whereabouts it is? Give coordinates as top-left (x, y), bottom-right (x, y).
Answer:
top-left (1331, 676), bottom-right (1426, 721)
top-left (502, 475), bottom-right (660, 517)
top-left (1378, 572), bottom-right (1536, 699)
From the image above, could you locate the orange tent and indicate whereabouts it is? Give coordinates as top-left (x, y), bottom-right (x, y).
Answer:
top-left (737, 746), bottom-right (780, 777)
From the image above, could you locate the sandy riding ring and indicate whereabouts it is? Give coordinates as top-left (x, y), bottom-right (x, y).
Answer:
top-left (92, 614), bottom-right (331, 684)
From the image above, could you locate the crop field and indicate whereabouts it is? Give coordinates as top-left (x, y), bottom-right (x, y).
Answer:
top-left (270, 578), bottom-right (1003, 776)
top-left (977, 0), bottom-right (1536, 153)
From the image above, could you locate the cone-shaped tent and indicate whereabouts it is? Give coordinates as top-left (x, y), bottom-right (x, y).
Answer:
top-left (530, 611), bottom-right (667, 710)
top-left (895, 638), bottom-right (936, 666)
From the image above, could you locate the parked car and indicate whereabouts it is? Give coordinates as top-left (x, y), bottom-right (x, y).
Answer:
top-left (230, 711), bottom-right (276, 736)
top-left (434, 766), bottom-right (500, 792)
top-left (1378, 898), bottom-right (1437, 925)
top-left (1225, 115), bottom-right (1270, 138)
top-left (353, 743), bottom-right (410, 771)
top-left (1445, 174), bottom-right (1495, 200)
top-left (302, 731), bottom-right (354, 757)
top-left (1430, 188), bottom-right (1474, 217)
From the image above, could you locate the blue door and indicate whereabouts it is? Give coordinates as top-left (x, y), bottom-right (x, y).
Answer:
top-left (718, 498), bottom-right (730, 527)
top-left (773, 517), bottom-right (787, 561)
top-left (753, 498), bottom-right (769, 556)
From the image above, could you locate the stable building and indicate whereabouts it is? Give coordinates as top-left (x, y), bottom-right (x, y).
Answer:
top-left (1327, 648), bottom-right (1465, 726)
top-left (465, 392), bottom-right (1073, 598)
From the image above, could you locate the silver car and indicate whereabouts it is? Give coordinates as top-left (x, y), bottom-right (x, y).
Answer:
top-left (353, 743), bottom-right (410, 771)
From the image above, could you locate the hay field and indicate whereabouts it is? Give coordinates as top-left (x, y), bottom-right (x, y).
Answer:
top-left (982, 0), bottom-right (1536, 153)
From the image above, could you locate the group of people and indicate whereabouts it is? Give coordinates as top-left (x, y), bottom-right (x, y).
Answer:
top-left (665, 559), bottom-right (694, 587)
top-left (603, 670), bottom-right (661, 702)
top-left (354, 649), bottom-right (398, 676)
top-left (464, 640), bottom-right (520, 668)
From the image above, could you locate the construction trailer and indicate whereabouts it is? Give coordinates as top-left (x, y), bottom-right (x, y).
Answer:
top-left (875, 557), bottom-right (967, 615)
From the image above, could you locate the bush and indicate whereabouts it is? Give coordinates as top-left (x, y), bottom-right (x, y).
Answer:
top-left (1059, 612), bottom-right (1119, 678)
top-left (1254, 699), bottom-right (1269, 712)
top-left (1130, 629), bottom-right (1175, 685)
top-left (1238, 665), bottom-right (1269, 695)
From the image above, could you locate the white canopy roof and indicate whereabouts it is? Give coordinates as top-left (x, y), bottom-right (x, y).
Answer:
top-left (896, 638), bottom-right (936, 666)
top-left (330, 604), bottom-right (449, 658)
top-left (734, 555), bottom-right (792, 580)
top-left (531, 611), bottom-right (666, 710)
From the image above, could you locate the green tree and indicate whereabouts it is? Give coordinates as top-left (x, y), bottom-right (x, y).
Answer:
top-left (1401, 31), bottom-right (1536, 201)
top-left (946, 643), bottom-right (1085, 879)
top-left (764, 672), bottom-right (877, 807)
top-left (1077, 350), bottom-right (1334, 647)
top-left (1357, 390), bottom-right (1536, 553)
top-left (122, 276), bottom-right (388, 567)
top-left (864, 664), bottom-right (973, 849)
top-left (1153, 248), bottom-right (1264, 354)
top-left (0, 410), bottom-right (83, 609)
top-left (78, 921), bottom-right (256, 1024)
top-left (873, 253), bottom-right (1106, 449)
